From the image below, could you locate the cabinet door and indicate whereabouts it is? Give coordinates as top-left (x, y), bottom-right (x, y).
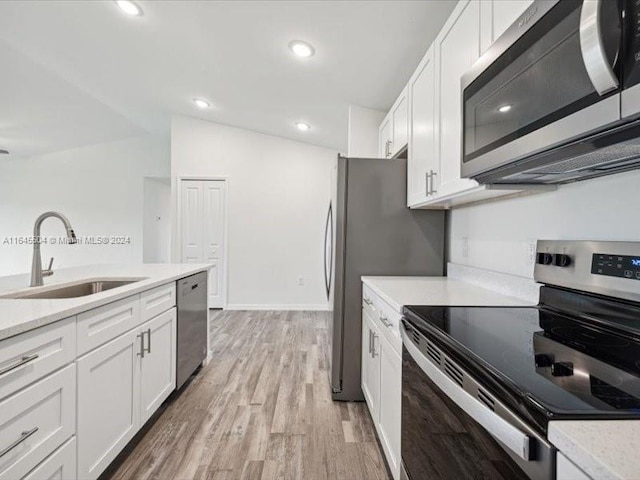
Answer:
top-left (378, 335), bottom-right (402, 480)
top-left (435, 0), bottom-right (480, 195)
top-left (408, 46), bottom-right (437, 206)
top-left (77, 330), bottom-right (140, 480)
top-left (379, 118), bottom-right (392, 158)
top-left (361, 311), bottom-right (380, 422)
top-left (139, 308), bottom-right (177, 425)
top-left (391, 93), bottom-right (408, 156)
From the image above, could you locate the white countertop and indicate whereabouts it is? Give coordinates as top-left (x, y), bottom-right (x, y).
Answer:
top-left (0, 263), bottom-right (211, 341)
top-left (549, 420), bottom-right (640, 480)
top-left (361, 275), bottom-right (536, 313)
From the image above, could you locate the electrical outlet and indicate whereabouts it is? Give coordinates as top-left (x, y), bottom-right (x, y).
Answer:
top-left (525, 239), bottom-right (537, 266)
top-left (462, 237), bottom-right (469, 259)
top-left (297, 276), bottom-right (305, 286)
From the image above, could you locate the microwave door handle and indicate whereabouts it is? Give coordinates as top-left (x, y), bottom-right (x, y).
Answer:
top-left (579, 0), bottom-right (619, 95)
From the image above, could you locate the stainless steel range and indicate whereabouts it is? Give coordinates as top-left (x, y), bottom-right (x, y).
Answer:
top-left (400, 240), bottom-right (640, 480)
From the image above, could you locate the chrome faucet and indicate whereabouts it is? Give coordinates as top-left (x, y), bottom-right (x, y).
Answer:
top-left (30, 211), bottom-right (77, 287)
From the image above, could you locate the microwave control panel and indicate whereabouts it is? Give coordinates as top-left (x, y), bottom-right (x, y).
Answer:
top-left (591, 254), bottom-right (640, 280)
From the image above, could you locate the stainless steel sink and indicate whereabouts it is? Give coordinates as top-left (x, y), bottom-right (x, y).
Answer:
top-left (4, 279), bottom-right (143, 299)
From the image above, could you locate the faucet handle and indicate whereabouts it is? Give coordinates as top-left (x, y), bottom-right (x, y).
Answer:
top-left (43, 257), bottom-right (54, 277)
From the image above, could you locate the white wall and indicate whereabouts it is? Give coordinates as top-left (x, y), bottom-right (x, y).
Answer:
top-left (171, 115), bottom-right (336, 310)
top-left (143, 177), bottom-right (171, 263)
top-left (0, 135), bottom-right (170, 276)
top-left (347, 105), bottom-right (386, 158)
top-left (448, 170), bottom-right (640, 278)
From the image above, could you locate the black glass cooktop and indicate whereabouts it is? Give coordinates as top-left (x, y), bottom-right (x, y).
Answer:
top-left (403, 287), bottom-right (640, 432)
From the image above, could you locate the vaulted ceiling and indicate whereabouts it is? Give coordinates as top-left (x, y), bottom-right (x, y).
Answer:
top-left (0, 0), bottom-right (456, 157)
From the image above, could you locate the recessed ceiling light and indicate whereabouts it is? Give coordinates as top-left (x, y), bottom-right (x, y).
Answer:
top-left (193, 98), bottom-right (211, 109)
top-left (115, 0), bottom-right (143, 16)
top-left (296, 122), bottom-right (311, 131)
top-left (498, 104), bottom-right (512, 113)
top-left (289, 41), bottom-right (315, 58)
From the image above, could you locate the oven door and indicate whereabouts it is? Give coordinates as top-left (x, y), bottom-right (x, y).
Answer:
top-left (400, 321), bottom-right (555, 480)
top-left (461, 0), bottom-right (622, 180)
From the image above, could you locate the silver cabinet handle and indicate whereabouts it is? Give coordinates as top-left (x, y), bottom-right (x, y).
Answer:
top-left (430, 171), bottom-right (438, 195)
top-left (388, 140), bottom-right (393, 157)
top-left (368, 329), bottom-right (373, 354)
top-left (372, 333), bottom-right (379, 357)
top-left (0, 427), bottom-right (38, 458)
top-left (579, 0), bottom-right (619, 95)
top-left (379, 316), bottom-right (393, 328)
top-left (145, 328), bottom-right (151, 354)
top-left (363, 297), bottom-right (373, 306)
top-left (137, 332), bottom-right (145, 358)
top-left (0, 354), bottom-right (39, 377)
top-left (425, 171), bottom-right (431, 196)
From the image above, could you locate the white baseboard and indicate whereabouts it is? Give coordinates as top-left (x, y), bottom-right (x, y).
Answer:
top-left (225, 304), bottom-right (330, 311)
top-left (203, 350), bottom-right (213, 366)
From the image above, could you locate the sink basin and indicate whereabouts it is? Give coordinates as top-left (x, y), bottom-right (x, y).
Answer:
top-left (4, 279), bottom-right (144, 299)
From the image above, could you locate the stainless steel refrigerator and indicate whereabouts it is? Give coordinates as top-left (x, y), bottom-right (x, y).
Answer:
top-left (323, 155), bottom-right (444, 401)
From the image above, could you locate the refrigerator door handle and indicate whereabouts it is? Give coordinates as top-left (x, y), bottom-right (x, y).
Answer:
top-left (324, 202), bottom-right (333, 300)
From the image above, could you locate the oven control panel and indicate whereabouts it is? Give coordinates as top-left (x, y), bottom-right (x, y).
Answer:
top-left (535, 241), bottom-right (640, 303)
top-left (592, 254), bottom-right (640, 281)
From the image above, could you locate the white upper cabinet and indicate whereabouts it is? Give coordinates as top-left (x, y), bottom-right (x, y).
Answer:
top-left (391, 92), bottom-right (408, 156)
top-left (379, 117), bottom-right (392, 158)
top-left (407, 46), bottom-right (437, 207)
top-left (435, 0), bottom-right (481, 197)
top-left (379, 87), bottom-right (408, 158)
top-left (403, 0), bottom-right (551, 208)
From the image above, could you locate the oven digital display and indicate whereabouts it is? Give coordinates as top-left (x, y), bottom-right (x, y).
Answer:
top-left (592, 254), bottom-right (640, 280)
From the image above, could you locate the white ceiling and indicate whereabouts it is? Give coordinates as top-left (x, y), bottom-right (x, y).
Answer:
top-left (0, 0), bottom-right (456, 157)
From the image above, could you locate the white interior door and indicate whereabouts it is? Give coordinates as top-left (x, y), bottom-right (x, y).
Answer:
top-left (180, 179), bottom-right (226, 308)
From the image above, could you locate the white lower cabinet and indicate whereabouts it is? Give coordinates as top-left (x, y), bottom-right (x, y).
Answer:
top-left (377, 332), bottom-right (401, 478)
top-left (139, 308), bottom-right (177, 424)
top-left (77, 328), bottom-right (140, 480)
top-left (0, 280), bottom-right (181, 480)
top-left (0, 365), bottom-right (75, 480)
top-left (77, 307), bottom-right (177, 480)
top-left (361, 285), bottom-right (402, 480)
top-left (362, 310), bottom-right (380, 422)
top-left (22, 437), bottom-right (76, 480)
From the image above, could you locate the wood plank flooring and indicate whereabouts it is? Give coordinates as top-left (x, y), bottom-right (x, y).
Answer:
top-left (102, 310), bottom-right (391, 480)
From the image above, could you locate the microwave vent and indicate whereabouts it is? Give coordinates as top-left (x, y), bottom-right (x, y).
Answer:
top-left (526, 141), bottom-right (640, 175)
top-left (473, 118), bottom-right (640, 185)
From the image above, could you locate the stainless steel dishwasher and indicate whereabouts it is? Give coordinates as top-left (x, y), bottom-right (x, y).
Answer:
top-left (176, 272), bottom-right (208, 389)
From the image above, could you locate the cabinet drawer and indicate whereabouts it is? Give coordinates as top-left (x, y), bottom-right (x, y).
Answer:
top-left (22, 437), bottom-right (76, 480)
top-left (371, 297), bottom-right (402, 356)
top-left (362, 285), bottom-right (378, 318)
top-left (140, 283), bottom-right (176, 323)
top-left (0, 365), bottom-right (75, 480)
top-left (77, 296), bottom-right (140, 355)
top-left (0, 318), bottom-right (75, 401)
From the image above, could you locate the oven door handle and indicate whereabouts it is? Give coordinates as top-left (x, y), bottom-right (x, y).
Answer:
top-left (401, 325), bottom-right (534, 462)
top-left (579, 0), bottom-right (619, 96)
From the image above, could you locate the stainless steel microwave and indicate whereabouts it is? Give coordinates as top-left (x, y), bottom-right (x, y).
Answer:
top-left (461, 0), bottom-right (640, 185)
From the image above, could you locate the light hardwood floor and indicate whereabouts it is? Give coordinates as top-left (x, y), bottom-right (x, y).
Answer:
top-left (102, 310), bottom-right (391, 480)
